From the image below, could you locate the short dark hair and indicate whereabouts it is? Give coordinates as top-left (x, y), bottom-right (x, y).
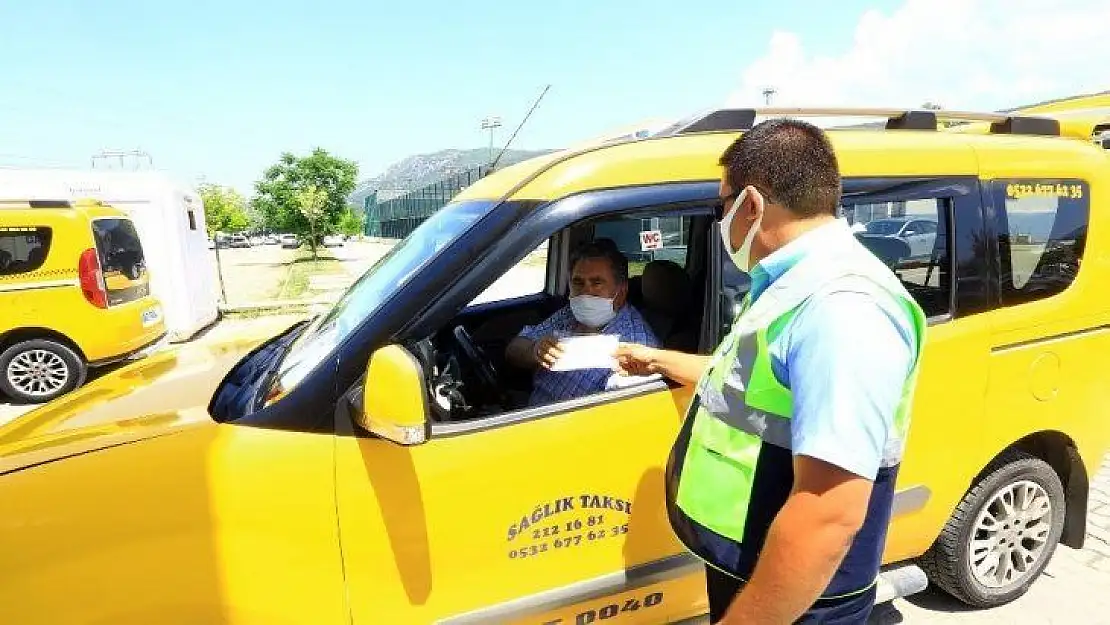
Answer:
top-left (570, 238), bottom-right (628, 283)
top-left (718, 118), bottom-right (841, 217)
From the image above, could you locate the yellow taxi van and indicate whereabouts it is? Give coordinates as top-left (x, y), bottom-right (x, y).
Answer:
top-left (2, 106), bottom-right (1109, 624)
top-left (0, 198), bottom-right (165, 403)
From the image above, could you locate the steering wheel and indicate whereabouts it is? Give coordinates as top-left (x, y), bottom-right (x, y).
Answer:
top-left (452, 325), bottom-right (499, 391)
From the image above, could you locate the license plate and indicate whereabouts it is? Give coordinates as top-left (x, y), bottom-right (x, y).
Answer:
top-left (141, 306), bottom-right (161, 327)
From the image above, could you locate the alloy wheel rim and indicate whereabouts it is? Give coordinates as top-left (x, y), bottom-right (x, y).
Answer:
top-left (968, 480), bottom-right (1053, 589)
top-left (6, 349), bottom-right (70, 397)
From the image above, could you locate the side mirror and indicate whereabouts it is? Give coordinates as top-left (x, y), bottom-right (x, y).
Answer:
top-left (356, 345), bottom-right (429, 445)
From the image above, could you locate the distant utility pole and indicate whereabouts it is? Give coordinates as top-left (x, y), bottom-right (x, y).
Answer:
top-left (480, 116), bottom-right (502, 165)
top-left (762, 87), bottom-right (777, 106)
top-left (91, 149), bottom-right (154, 170)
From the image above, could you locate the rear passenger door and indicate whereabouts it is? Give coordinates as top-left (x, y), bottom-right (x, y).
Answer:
top-left (845, 180), bottom-right (995, 562)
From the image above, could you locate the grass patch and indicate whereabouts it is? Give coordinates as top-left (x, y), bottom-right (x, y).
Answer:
top-left (222, 306), bottom-right (313, 321)
top-left (520, 252), bottom-right (550, 268)
top-left (274, 249), bottom-right (345, 300)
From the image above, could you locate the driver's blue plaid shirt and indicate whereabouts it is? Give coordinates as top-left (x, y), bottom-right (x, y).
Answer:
top-left (519, 304), bottom-right (660, 406)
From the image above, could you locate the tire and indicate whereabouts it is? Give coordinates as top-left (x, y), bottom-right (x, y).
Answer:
top-left (0, 339), bottom-right (87, 404)
top-left (918, 449), bottom-right (1066, 608)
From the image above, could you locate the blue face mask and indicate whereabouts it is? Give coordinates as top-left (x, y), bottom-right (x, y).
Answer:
top-left (569, 294), bottom-right (617, 328)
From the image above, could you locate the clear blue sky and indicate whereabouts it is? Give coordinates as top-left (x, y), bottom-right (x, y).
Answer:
top-left (0, 0), bottom-right (901, 194)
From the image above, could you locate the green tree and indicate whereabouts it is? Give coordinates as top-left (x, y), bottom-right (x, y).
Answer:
top-left (338, 205), bottom-right (365, 238)
top-left (294, 184), bottom-right (329, 260)
top-left (197, 183), bottom-right (249, 235)
top-left (251, 148), bottom-right (359, 246)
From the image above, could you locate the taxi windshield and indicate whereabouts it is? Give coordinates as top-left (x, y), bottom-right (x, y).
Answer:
top-left (270, 199), bottom-right (493, 394)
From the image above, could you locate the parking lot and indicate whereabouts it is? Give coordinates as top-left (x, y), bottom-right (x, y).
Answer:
top-left (211, 238), bottom-right (395, 307)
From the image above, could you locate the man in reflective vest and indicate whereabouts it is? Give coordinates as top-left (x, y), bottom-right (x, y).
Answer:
top-left (615, 118), bottom-right (926, 623)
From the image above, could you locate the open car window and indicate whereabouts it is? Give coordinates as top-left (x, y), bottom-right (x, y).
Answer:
top-left (416, 206), bottom-right (709, 430)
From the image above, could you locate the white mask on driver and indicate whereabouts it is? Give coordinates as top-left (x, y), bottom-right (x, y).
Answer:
top-left (569, 294), bottom-right (617, 328)
top-left (719, 187), bottom-right (763, 273)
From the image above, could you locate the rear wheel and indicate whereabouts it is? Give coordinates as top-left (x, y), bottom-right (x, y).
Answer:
top-left (0, 339), bottom-right (87, 404)
top-left (918, 450), bottom-right (1066, 608)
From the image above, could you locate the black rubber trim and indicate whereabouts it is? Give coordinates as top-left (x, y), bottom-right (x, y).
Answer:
top-left (990, 323), bottom-right (1110, 353)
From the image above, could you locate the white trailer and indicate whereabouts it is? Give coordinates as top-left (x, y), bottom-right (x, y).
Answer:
top-left (0, 168), bottom-right (219, 342)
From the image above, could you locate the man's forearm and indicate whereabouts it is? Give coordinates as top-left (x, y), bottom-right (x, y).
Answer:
top-left (644, 348), bottom-right (711, 386)
top-left (718, 495), bottom-right (859, 624)
top-left (505, 337), bottom-right (538, 369)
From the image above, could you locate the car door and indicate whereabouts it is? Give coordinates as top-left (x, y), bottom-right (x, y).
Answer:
top-left (334, 380), bottom-right (704, 624)
top-left (332, 198), bottom-right (718, 624)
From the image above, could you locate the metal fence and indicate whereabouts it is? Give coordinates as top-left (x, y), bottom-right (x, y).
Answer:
top-left (363, 165), bottom-right (492, 239)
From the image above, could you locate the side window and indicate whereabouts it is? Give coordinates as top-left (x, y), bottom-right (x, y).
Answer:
top-left (469, 240), bottom-right (549, 306)
top-left (718, 194), bottom-right (955, 339)
top-left (845, 198), bottom-right (952, 319)
top-left (0, 227), bottom-right (53, 276)
top-left (992, 180), bottom-right (1089, 306)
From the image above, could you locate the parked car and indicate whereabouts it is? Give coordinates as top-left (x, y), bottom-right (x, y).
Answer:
top-left (0, 198), bottom-right (166, 403)
top-left (857, 216), bottom-right (938, 259)
top-left (3, 106), bottom-right (1110, 623)
top-left (280, 234), bottom-right (299, 249)
top-left (322, 235), bottom-right (344, 247)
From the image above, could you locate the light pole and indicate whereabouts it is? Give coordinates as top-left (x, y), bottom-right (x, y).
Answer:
top-left (762, 87), bottom-right (776, 106)
top-left (481, 116), bottom-right (502, 166)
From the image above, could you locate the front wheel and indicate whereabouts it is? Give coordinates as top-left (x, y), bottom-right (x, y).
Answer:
top-left (0, 339), bottom-right (87, 404)
top-left (918, 450), bottom-right (1066, 608)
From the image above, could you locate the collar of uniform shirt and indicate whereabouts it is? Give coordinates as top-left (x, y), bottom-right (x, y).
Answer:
top-left (748, 218), bottom-right (848, 303)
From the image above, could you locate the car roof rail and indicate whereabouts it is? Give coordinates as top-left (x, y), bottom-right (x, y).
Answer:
top-left (0, 199), bottom-right (73, 209)
top-left (665, 107), bottom-right (1062, 137)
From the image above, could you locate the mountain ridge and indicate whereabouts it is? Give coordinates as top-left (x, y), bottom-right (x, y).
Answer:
top-left (350, 147), bottom-right (552, 207)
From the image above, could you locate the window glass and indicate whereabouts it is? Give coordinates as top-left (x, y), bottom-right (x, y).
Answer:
top-left (92, 218), bottom-right (150, 305)
top-left (0, 227), bottom-right (52, 276)
top-left (846, 198), bottom-right (951, 318)
top-left (719, 257), bottom-right (751, 338)
top-left (469, 240), bottom-right (548, 305)
top-left (720, 194), bottom-right (953, 339)
top-left (273, 199), bottom-right (492, 394)
top-left (92, 219), bottom-right (146, 277)
top-left (993, 180), bottom-right (1089, 306)
top-left (594, 215), bottom-right (690, 276)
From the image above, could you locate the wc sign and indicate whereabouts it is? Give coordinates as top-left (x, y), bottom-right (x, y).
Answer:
top-left (639, 229), bottom-right (663, 251)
